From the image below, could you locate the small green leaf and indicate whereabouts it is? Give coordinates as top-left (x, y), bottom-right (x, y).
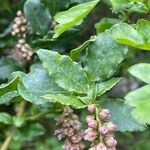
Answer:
top-left (125, 85), bottom-right (150, 124)
top-left (18, 65), bottom-right (66, 105)
top-left (0, 112), bottom-right (13, 124)
top-left (24, 0), bottom-right (52, 35)
top-left (136, 19), bottom-right (150, 43)
top-left (96, 77), bottom-right (121, 96)
top-left (0, 75), bottom-right (20, 96)
top-left (109, 21), bottom-right (150, 50)
top-left (128, 63), bottom-right (150, 84)
top-left (13, 123), bottom-right (45, 141)
top-left (43, 94), bottom-right (87, 109)
top-left (95, 17), bottom-right (120, 33)
top-left (37, 49), bottom-right (89, 93)
top-left (70, 36), bottom-right (96, 60)
top-left (0, 91), bottom-right (19, 104)
top-left (100, 98), bottom-right (146, 131)
top-left (13, 116), bottom-right (25, 127)
top-left (53, 0), bottom-right (100, 38)
top-left (109, 22), bottom-right (144, 47)
top-left (84, 31), bottom-right (128, 82)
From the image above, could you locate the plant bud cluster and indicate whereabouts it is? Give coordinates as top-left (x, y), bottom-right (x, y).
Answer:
top-left (55, 107), bottom-right (84, 150)
top-left (84, 104), bottom-right (117, 150)
top-left (11, 10), bottom-right (27, 38)
top-left (11, 39), bottom-right (33, 61)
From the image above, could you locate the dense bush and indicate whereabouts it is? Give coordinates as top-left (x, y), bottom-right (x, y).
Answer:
top-left (0, 0), bottom-right (150, 149)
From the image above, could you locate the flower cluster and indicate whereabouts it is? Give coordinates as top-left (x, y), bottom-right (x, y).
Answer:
top-left (84, 104), bottom-right (117, 150)
top-left (11, 11), bottom-right (27, 38)
top-left (11, 39), bottom-right (33, 61)
top-left (55, 107), bottom-right (84, 150)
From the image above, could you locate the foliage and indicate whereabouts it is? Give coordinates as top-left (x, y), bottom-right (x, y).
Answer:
top-left (0, 0), bottom-right (150, 149)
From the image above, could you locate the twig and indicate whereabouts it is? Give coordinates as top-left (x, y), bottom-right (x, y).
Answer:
top-left (0, 101), bottom-right (26, 150)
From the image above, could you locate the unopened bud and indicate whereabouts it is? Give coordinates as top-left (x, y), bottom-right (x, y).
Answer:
top-left (105, 137), bottom-right (117, 148)
top-left (98, 125), bottom-right (109, 135)
top-left (96, 143), bottom-right (107, 150)
top-left (106, 122), bottom-right (117, 132)
top-left (84, 128), bottom-right (97, 142)
top-left (88, 104), bottom-right (96, 113)
top-left (88, 119), bottom-right (98, 129)
top-left (99, 109), bottom-right (110, 120)
top-left (17, 10), bottom-right (23, 16)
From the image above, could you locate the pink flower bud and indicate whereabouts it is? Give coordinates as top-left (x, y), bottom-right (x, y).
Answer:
top-left (88, 119), bottom-right (98, 129)
top-left (88, 104), bottom-right (96, 113)
top-left (17, 10), bottom-right (23, 16)
top-left (84, 128), bottom-right (97, 142)
top-left (96, 143), bottom-right (107, 150)
top-left (86, 115), bottom-right (94, 123)
top-left (98, 125), bottom-right (109, 135)
top-left (106, 122), bottom-right (117, 132)
top-left (99, 109), bottom-right (110, 120)
top-left (105, 137), bottom-right (117, 148)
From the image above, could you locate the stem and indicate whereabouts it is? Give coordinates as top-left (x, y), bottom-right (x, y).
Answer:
top-left (95, 107), bottom-right (103, 142)
top-left (0, 101), bottom-right (26, 150)
top-left (0, 133), bottom-right (13, 150)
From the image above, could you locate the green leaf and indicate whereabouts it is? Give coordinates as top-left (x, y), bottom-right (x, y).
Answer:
top-left (109, 21), bottom-right (150, 50)
top-left (37, 49), bottom-right (89, 93)
top-left (0, 91), bottom-right (19, 104)
top-left (125, 85), bottom-right (150, 124)
top-left (0, 112), bottom-right (13, 124)
top-left (136, 19), bottom-right (150, 43)
top-left (83, 31), bottom-right (128, 82)
top-left (109, 22), bottom-right (144, 47)
top-left (96, 77), bottom-right (121, 96)
top-left (100, 98), bottom-right (146, 131)
top-left (53, 0), bottom-right (100, 38)
top-left (95, 17), bottom-right (120, 33)
top-left (43, 94), bottom-right (87, 109)
top-left (110, 0), bottom-right (149, 13)
top-left (0, 75), bottom-right (20, 96)
top-left (24, 0), bottom-right (52, 36)
top-left (70, 36), bottom-right (96, 60)
top-left (13, 123), bottom-right (45, 141)
top-left (13, 116), bottom-right (25, 127)
top-left (18, 65), bottom-right (66, 105)
top-left (128, 63), bottom-right (150, 84)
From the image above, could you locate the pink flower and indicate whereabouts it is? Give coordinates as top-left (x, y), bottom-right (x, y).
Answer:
top-left (106, 122), bottom-right (117, 132)
top-left (88, 104), bottom-right (96, 113)
top-left (99, 109), bottom-right (110, 121)
top-left (98, 125), bottom-right (109, 135)
top-left (105, 137), bottom-right (117, 148)
top-left (84, 128), bottom-right (97, 142)
top-left (96, 143), bottom-right (107, 150)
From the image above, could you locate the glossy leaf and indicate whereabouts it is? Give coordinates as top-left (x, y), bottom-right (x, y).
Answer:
top-left (53, 0), bottom-right (100, 38)
top-left (37, 49), bottom-right (89, 93)
top-left (128, 63), bottom-right (150, 84)
top-left (70, 36), bottom-right (96, 60)
top-left (83, 31), bottom-right (128, 82)
top-left (24, 0), bottom-right (52, 35)
top-left (0, 112), bottom-right (13, 124)
top-left (43, 94), bottom-right (87, 109)
top-left (125, 85), bottom-right (150, 124)
top-left (18, 65), bottom-right (66, 105)
top-left (96, 77), bottom-right (121, 96)
top-left (100, 98), bottom-right (146, 131)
